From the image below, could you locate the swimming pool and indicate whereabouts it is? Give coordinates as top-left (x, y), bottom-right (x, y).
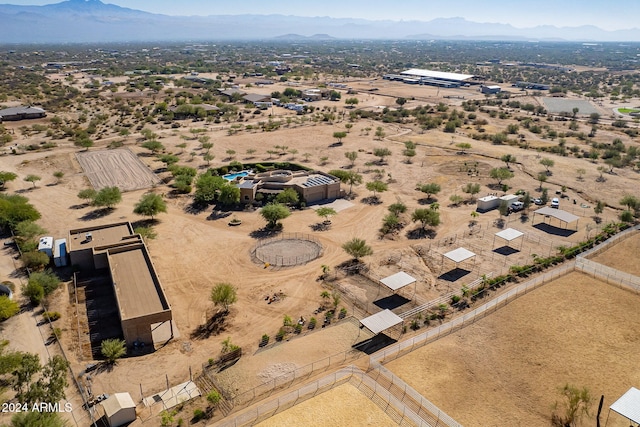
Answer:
top-left (223, 170), bottom-right (250, 181)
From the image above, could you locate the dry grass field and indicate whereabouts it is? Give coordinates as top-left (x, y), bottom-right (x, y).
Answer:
top-left (1, 71), bottom-right (639, 426)
top-left (385, 271), bottom-right (640, 427)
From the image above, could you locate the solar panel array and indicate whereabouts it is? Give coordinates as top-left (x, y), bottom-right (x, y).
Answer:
top-left (300, 175), bottom-right (335, 188)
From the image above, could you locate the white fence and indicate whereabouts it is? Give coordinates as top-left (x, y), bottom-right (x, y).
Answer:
top-left (216, 366), bottom-right (435, 427)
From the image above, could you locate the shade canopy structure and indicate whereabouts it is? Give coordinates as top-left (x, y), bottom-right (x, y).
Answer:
top-left (493, 228), bottom-right (525, 250)
top-left (380, 272), bottom-right (416, 292)
top-left (532, 207), bottom-right (579, 230)
top-left (443, 247), bottom-right (476, 266)
top-left (609, 387), bottom-right (640, 424)
top-left (360, 309), bottom-right (403, 335)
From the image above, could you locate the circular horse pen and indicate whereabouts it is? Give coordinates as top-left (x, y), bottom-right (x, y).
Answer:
top-left (252, 233), bottom-right (323, 267)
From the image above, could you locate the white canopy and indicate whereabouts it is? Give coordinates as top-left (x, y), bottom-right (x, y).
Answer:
top-left (444, 247), bottom-right (476, 264)
top-left (610, 387), bottom-right (640, 423)
top-left (495, 228), bottom-right (524, 242)
top-left (360, 309), bottom-right (403, 335)
top-left (533, 207), bottom-right (579, 224)
top-left (380, 272), bottom-right (416, 291)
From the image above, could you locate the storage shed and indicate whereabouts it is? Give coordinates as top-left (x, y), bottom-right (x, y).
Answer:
top-left (102, 392), bottom-right (136, 427)
top-left (38, 236), bottom-right (54, 258)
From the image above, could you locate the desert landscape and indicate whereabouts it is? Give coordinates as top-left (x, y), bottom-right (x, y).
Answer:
top-left (1, 38), bottom-right (640, 427)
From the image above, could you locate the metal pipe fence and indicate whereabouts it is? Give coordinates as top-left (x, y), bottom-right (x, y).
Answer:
top-left (216, 366), bottom-right (437, 427)
top-left (251, 232), bottom-right (324, 267)
top-left (371, 261), bottom-right (576, 366)
top-left (212, 224), bottom-right (638, 426)
top-left (575, 257), bottom-right (640, 293)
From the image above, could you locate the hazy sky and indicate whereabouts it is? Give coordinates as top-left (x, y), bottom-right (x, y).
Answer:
top-left (5, 0), bottom-right (639, 31)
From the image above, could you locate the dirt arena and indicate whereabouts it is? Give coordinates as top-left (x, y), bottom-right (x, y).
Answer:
top-left (255, 383), bottom-right (396, 427)
top-left (385, 271), bottom-right (640, 427)
top-left (76, 148), bottom-right (161, 191)
top-left (591, 231), bottom-right (640, 276)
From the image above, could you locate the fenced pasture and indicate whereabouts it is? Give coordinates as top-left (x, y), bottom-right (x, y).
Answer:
top-left (382, 268), bottom-right (640, 426)
top-left (215, 225), bottom-right (640, 427)
top-left (332, 221), bottom-right (575, 319)
top-left (218, 366), bottom-right (441, 427)
top-left (588, 228), bottom-right (640, 276)
top-left (542, 97), bottom-right (600, 115)
top-left (76, 148), bottom-right (160, 191)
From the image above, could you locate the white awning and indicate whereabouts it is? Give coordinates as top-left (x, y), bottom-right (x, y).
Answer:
top-left (533, 206), bottom-right (579, 224)
top-left (360, 309), bottom-right (403, 335)
top-left (610, 387), bottom-right (640, 423)
top-left (380, 272), bottom-right (416, 291)
top-left (444, 247), bottom-right (476, 264)
top-left (495, 228), bottom-right (524, 242)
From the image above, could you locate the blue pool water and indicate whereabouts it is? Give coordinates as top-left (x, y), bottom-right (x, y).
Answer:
top-left (223, 170), bottom-right (250, 181)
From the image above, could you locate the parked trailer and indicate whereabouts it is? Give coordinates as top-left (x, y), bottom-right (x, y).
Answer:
top-left (53, 238), bottom-right (68, 267)
top-left (38, 236), bottom-right (54, 258)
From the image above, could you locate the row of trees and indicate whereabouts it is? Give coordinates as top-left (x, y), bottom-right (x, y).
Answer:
top-left (76, 188), bottom-right (167, 219)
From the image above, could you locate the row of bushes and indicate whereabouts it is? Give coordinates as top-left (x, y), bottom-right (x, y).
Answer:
top-left (209, 161), bottom-right (313, 176)
top-left (261, 307), bottom-right (349, 347)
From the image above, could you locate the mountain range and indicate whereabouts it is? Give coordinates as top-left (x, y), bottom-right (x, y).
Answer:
top-left (1, 0), bottom-right (640, 43)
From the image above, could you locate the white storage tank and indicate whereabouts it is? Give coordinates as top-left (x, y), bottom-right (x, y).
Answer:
top-left (53, 238), bottom-right (68, 267)
top-left (38, 236), bottom-right (54, 258)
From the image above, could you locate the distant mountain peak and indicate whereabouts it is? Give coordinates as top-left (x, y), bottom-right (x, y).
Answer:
top-left (0, 1), bottom-right (639, 43)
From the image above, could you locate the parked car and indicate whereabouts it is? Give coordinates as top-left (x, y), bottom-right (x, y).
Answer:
top-left (510, 201), bottom-right (524, 212)
top-left (533, 198), bottom-right (543, 205)
top-left (551, 198), bottom-right (560, 208)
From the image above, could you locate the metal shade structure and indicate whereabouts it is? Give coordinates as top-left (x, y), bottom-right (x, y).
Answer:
top-left (442, 247), bottom-right (476, 268)
top-left (360, 309), bottom-right (403, 335)
top-left (380, 271), bottom-right (416, 292)
top-left (493, 228), bottom-right (525, 250)
top-left (607, 387), bottom-right (640, 425)
top-left (532, 207), bottom-right (579, 230)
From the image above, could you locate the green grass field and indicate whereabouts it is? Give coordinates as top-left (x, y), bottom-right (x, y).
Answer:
top-left (618, 108), bottom-right (640, 114)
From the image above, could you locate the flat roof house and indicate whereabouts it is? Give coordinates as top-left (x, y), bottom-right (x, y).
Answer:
top-left (0, 106), bottom-right (46, 121)
top-left (235, 170), bottom-right (342, 204)
top-left (69, 222), bottom-right (173, 348)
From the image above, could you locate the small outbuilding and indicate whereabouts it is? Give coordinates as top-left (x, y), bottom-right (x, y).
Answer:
top-left (481, 85), bottom-right (501, 94)
top-left (101, 392), bottom-right (136, 427)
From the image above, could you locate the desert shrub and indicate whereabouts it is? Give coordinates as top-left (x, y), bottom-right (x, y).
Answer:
top-left (192, 409), bottom-right (206, 422)
top-left (0, 296), bottom-right (19, 321)
top-left (42, 311), bottom-right (61, 321)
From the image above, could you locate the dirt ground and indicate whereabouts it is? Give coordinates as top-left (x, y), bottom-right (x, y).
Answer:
top-left (255, 383), bottom-right (396, 427)
top-left (386, 271), bottom-right (640, 427)
top-left (591, 231), bottom-right (640, 276)
top-left (0, 73), bottom-right (637, 426)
